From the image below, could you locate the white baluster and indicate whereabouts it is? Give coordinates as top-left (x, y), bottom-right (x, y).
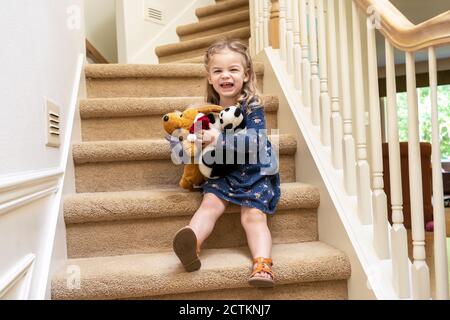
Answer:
top-left (327, 0), bottom-right (342, 169)
top-left (293, 0), bottom-right (302, 91)
top-left (351, 2), bottom-right (372, 224)
top-left (259, 0), bottom-right (264, 52)
top-left (309, 0), bottom-right (320, 126)
top-left (386, 39), bottom-right (410, 299)
top-left (263, 0), bottom-right (270, 49)
top-left (279, 0), bottom-right (287, 61)
top-left (300, 0), bottom-right (311, 107)
top-left (380, 97), bottom-right (387, 143)
top-left (317, 0), bottom-right (330, 145)
top-left (250, 6), bottom-right (253, 56)
top-left (338, 0), bottom-right (356, 195)
top-left (429, 46), bottom-right (450, 300)
top-left (285, 0), bottom-right (294, 72)
top-left (254, 0), bottom-right (260, 54)
top-left (367, 17), bottom-right (389, 259)
top-left (406, 51), bottom-right (431, 300)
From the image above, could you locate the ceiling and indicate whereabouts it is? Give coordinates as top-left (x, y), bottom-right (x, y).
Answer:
top-left (375, 0), bottom-right (450, 66)
top-left (390, 0), bottom-right (450, 24)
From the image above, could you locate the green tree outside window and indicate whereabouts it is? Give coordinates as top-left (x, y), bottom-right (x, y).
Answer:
top-left (395, 85), bottom-right (450, 160)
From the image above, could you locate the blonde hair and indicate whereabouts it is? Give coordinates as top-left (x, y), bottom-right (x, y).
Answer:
top-left (203, 39), bottom-right (262, 113)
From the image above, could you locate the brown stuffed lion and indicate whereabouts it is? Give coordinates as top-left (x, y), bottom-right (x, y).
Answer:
top-left (162, 104), bottom-right (223, 190)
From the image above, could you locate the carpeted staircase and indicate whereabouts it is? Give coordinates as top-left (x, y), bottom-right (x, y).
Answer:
top-left (51, 0), bottom-right (351, 300)
top-left (156, 0), bottom-right (250, 63)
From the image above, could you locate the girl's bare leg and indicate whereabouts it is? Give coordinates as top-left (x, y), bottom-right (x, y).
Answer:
top-left (189, 192), bottom-right (228, 249)
top-left (241, 206), bottom-right (273, 279)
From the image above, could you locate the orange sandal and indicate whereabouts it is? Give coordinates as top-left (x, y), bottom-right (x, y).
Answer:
top-left (173, 226), bottom-right (201, 272)
top-left (248, 257), bottom-right (275, 288)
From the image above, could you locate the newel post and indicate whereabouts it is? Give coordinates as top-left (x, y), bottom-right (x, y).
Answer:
top-left (269, 0), bottom-right (280, 49)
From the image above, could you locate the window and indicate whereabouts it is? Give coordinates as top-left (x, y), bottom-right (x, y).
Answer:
top-left (394, 85), bottom-right (450, 160)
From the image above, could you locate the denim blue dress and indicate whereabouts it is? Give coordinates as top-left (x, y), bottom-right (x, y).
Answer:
top-left (201, 99), bottom-right (281, 215)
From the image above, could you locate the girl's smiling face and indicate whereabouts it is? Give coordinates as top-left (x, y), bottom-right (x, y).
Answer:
top-left (207, 49), bottom-right (249, 107)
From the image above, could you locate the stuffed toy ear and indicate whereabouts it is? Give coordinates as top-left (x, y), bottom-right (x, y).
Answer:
top-left (181, 108), bottom-right (200, 122)
top-left (196, 105), bottom-right (223, 114)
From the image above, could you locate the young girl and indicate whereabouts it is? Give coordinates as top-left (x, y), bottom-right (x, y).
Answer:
top-left (172, 39), bottom-right (281, 288)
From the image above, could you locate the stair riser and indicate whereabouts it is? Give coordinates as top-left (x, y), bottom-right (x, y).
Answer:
top-left (74, 155), bottom-right (295, 193)
top-left (168, 57), bottom-right (205, 64)
top-left (81, 112), bottom-right (278, 141)
top-left (67, 209), bottom-right (318, 258)
top-left (86, 75), bottom-right (263, 98)
top-left (52, 240), bottom-right (351, 300)
top-left (159, 37), bottom-right (250, 63)
top-left (159, 47), bottom-right (214, 64)
top-left (147, 280), bottom-right (348, 300)
top-left (180, 21), bottom-right (249, 41)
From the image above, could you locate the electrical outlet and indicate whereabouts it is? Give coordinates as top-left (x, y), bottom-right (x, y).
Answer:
top-left (45, 98), bottom-right (61, 148)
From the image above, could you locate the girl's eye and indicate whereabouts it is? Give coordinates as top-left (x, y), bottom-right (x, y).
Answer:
top-left (214, 70), bottom-right (221, 74)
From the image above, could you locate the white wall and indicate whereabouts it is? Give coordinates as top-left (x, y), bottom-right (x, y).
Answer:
top-left (117, 0), bottom-right (215, 64)
top-left (85, 0), bottom-right (118, 63)
top-left (45, 64), bottom-right (84, 300)
top-left (0, 0), bottom-right (85, 299)
top-left (0, 1), bottom-right (85, 176)
top-left (390, 0), bottom-right (450, 24)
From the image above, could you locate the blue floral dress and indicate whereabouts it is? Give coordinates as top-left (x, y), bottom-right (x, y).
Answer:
top-left (201, 99), bottom-right (281, 215)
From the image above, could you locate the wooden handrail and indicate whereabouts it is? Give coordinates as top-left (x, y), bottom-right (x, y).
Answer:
top-left (354, 0), bottom-right (450, 51)
top-left (86, 39), bottom-right (109, 64)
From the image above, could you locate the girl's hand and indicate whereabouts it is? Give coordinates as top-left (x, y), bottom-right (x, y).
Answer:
top-left (199, 129), bottom-right (220, 147)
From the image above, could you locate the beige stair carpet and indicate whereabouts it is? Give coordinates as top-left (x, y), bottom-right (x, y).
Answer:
top-left (64, 182), bottom-right (320, 258)
top-left (52, 242), bottom-right (351, 300)
top-left (79, 95), bottom-right (279, 141)
top-left (156, 0), bottom-right (250, 63)
top-left (177, 10), bottom-right (250, 41)
top-left (85, 63), bottom-right (264, 98)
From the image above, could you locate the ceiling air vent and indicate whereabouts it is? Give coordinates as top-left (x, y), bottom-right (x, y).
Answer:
top-left (144, 1), bottom-right (165, 25)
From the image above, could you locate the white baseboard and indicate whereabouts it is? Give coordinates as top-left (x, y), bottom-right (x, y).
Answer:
top-left (40, 53), bottom-right (85, 300)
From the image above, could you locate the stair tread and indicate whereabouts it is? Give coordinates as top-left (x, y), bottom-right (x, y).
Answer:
top-left (86, 62), bottom-right (263, 79)
top-left (155, 26), bottom-right (250, 58)
top-left (64, 182), bottom-right (320, 224)
top-left (196, 0), bottom-right (249, 19)
top-left (177, 9), bottom-right (249, 37)
top-left (166, 56), bottom-right (205, 64)
top-left (51, 241), bottom-right (351, 300)
top-left (72, 134), bottom-right (297, 164)
top-left (79, 95), bottom-right (279, 119)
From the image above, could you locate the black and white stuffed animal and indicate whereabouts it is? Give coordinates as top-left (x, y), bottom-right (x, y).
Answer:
top-left (199, 106), bottom-right (246, 179)
top-left (219, 105), bottom-right (246, 133)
